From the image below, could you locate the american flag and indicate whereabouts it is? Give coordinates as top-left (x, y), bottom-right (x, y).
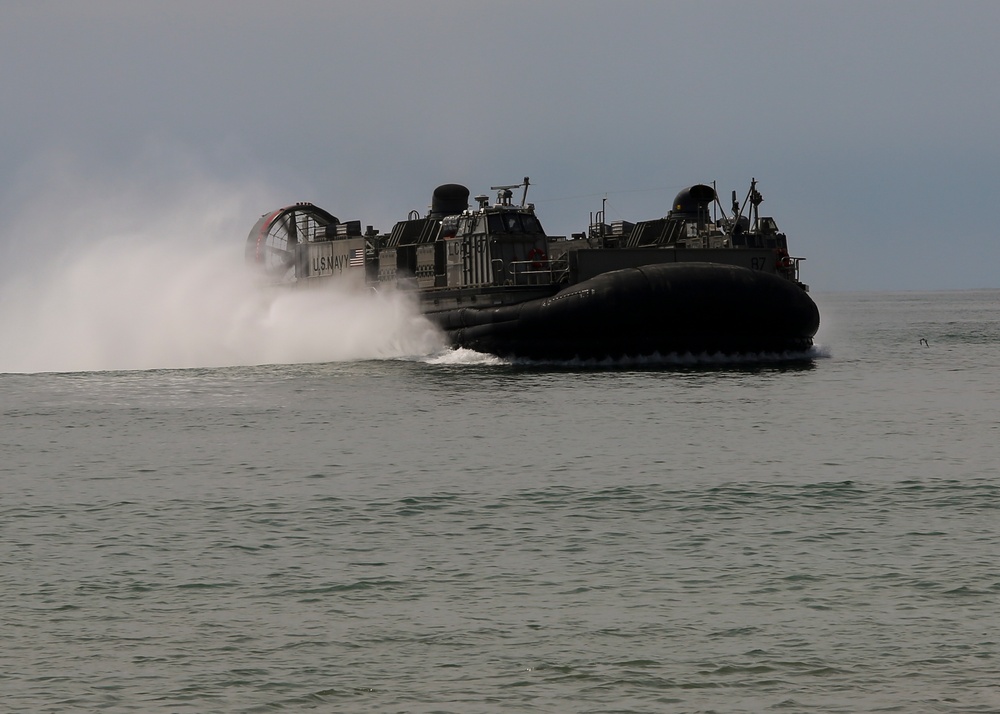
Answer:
top-left (348, 248), bottom-right (365, 267)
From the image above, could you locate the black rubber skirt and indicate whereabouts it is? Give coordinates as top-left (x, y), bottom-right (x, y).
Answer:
top-left (432, 263), bottom-right (821, 360)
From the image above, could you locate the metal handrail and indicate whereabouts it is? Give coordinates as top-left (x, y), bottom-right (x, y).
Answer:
top-left (506, 257), bottom-right (570, 285)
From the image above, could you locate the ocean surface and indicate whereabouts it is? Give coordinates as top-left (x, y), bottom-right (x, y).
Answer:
top-left (3, 289), bottom-right (999, 713)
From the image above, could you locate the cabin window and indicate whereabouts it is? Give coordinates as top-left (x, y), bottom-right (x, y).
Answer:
top-left (486, 213), bottom-right (503, 234)
top-left (757, 217), bottom-right (779, 235)
top-left (504, 213), bottom-right (523, 233)
top-left (521, 214), bottom-right (542, 234)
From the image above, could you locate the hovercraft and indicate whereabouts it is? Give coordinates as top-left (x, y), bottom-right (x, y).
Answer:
top-left (246, 177), bottom-right (820, 360)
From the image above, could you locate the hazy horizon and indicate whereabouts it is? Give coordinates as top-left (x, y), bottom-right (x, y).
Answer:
top-left (4, 1), bottom-right (1000, 295)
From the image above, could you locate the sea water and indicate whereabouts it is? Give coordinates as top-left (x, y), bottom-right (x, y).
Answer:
top-left (2, 290), bottom-right (999, 713)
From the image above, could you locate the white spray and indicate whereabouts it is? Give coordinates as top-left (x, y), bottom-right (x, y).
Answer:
top-left (0, 159), bottom-right (446, 374)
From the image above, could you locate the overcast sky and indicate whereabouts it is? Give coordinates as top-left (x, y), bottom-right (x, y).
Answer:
top-left (3, 0), bottom-right (999, 292)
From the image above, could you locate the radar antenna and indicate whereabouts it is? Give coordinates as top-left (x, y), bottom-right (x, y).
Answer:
top-left (490, 177), bottom-right (530, 207)
top-left (726, 178), bottom-right (765, 237)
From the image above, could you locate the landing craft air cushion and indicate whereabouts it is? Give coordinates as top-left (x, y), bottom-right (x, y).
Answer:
top-left (246, 177), bottom-right (820, 360)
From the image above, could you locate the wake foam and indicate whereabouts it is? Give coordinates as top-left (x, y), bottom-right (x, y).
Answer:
top-left (419, 348), bottom-right (507, 367)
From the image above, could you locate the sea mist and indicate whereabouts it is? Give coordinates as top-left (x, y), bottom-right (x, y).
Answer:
top-left (0, 162), bottom-right (443, 374)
